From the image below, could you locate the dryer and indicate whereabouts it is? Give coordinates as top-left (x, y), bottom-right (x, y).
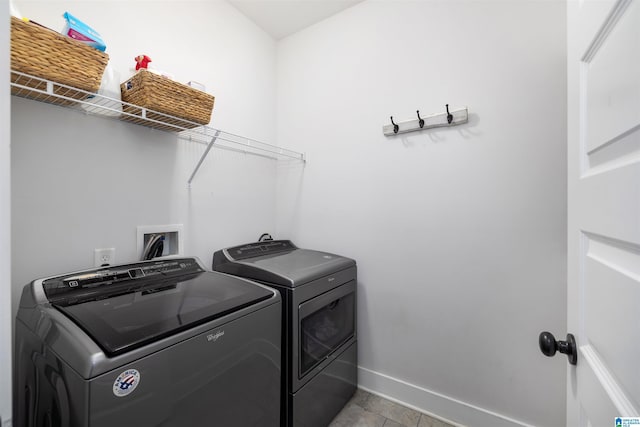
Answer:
top-left (14, 257), bottom-right (281, 427)
top-left (213, 240), bottom-right (357, 427)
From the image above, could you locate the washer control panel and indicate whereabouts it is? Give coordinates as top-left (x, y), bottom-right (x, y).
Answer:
top-left (42, 258), bottom-right (203, 300)
top-left (225, 240), bottom-right (297, 261)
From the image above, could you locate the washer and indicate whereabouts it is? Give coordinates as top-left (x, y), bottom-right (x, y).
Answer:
top-left (14, 257), bottom-right (281, 427)
top-left (213, 240), bottom-right (357, 427)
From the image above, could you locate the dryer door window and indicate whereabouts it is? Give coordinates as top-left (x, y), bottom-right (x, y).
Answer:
top-left (299, 281), bottom-right (356, 378)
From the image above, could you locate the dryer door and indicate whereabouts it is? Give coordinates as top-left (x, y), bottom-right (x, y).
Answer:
top-left (298, 280), bottom-right (356, 379)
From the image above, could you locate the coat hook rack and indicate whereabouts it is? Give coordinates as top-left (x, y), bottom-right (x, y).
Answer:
top-left (383, 105), bottom-right (468, 136)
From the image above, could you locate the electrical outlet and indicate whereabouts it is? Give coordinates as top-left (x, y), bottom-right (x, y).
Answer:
top-left (94, 248), bottom-right (116, 267)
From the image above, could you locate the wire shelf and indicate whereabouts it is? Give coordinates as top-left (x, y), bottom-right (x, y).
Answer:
top-left (10, 71), bottom-right (306, 184)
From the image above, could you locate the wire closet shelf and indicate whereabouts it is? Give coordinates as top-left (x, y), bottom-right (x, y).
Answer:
top-left (10, 71), bottom-right (306, 183)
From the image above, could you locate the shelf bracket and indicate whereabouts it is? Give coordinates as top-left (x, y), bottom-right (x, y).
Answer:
top-left (187, 129), bottom-right (221, 187)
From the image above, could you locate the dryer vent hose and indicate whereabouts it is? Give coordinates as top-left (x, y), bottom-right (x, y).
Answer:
top-left (258, 233), bottom-right (273, 242)
top-left (142, 234), bottom-right (165, 260)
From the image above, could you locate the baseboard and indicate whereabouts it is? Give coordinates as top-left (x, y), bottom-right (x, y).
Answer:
top-left (357, 366), bottom-right (536, 427)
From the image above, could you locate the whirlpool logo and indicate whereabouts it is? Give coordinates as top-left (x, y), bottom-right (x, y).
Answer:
top-left (207, 330), bottom-right (225, 342)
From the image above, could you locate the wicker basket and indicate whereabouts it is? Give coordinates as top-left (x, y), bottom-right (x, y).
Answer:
top-left (120, 70), bottom-right (215, 131)
top-left (10, 16), bottom-right (109, 105)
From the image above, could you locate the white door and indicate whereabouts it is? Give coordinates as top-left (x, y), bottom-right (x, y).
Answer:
top-left (566, 0), bottom-right (640, 426)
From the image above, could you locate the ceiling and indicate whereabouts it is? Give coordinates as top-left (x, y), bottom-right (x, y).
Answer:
top-left (228, 0), bottom-right (365, 40)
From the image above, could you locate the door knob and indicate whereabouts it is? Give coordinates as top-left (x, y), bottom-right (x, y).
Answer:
top-left (539, 331), bottom-right (577, 365)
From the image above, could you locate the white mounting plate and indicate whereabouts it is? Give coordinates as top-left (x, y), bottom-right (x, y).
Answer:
top-left (383, 106), bottom-right (469, 136)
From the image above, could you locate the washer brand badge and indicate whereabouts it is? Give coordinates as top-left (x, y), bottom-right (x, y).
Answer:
top-left (207, 330), bottom-right (225, 342)
top-left (113, 369), bottom-right (140, 397)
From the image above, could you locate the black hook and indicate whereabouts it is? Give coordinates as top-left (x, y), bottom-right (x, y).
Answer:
top-left (446, 104), bottom-right (453, 124)
top-left (390, 116), bottom-right (399, 134)
top-left (416, 110), bottom-right (424, 128)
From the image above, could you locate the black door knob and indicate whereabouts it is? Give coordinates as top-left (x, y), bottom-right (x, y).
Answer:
top-left (539, 331), bottom-right (577, 365)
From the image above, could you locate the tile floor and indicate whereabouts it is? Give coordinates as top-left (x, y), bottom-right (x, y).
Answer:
top-left (329, 389), bottom-right (456, 427)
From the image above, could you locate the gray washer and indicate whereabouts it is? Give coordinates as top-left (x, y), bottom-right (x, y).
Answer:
top-left (14, 257), bottom-right (281, 427)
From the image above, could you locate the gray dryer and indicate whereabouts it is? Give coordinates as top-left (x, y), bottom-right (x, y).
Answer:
top-left (213, 240), bottom-right (357, 427)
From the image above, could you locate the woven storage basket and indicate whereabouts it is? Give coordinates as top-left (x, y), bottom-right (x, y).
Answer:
top-left (120, 70), bottom-right (215, 131)
top-left (10, 16), bottom-right (109, 105)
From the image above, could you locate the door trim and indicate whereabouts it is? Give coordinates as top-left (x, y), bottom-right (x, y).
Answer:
top-left (582, 0), bottom-right (633, 62)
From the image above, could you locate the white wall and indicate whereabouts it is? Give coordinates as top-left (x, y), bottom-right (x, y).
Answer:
top-left (11, 0), bottom-right (283, 341)
top-left (1, 0), bottom-right (12, 423)
top-left (275, 1), bottom-right (567, 427)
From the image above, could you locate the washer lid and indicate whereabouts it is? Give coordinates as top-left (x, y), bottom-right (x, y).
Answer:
top-left (48, 260), bottom-right (273, 357)
top-left (214, 241), bottom-right (356, 287)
